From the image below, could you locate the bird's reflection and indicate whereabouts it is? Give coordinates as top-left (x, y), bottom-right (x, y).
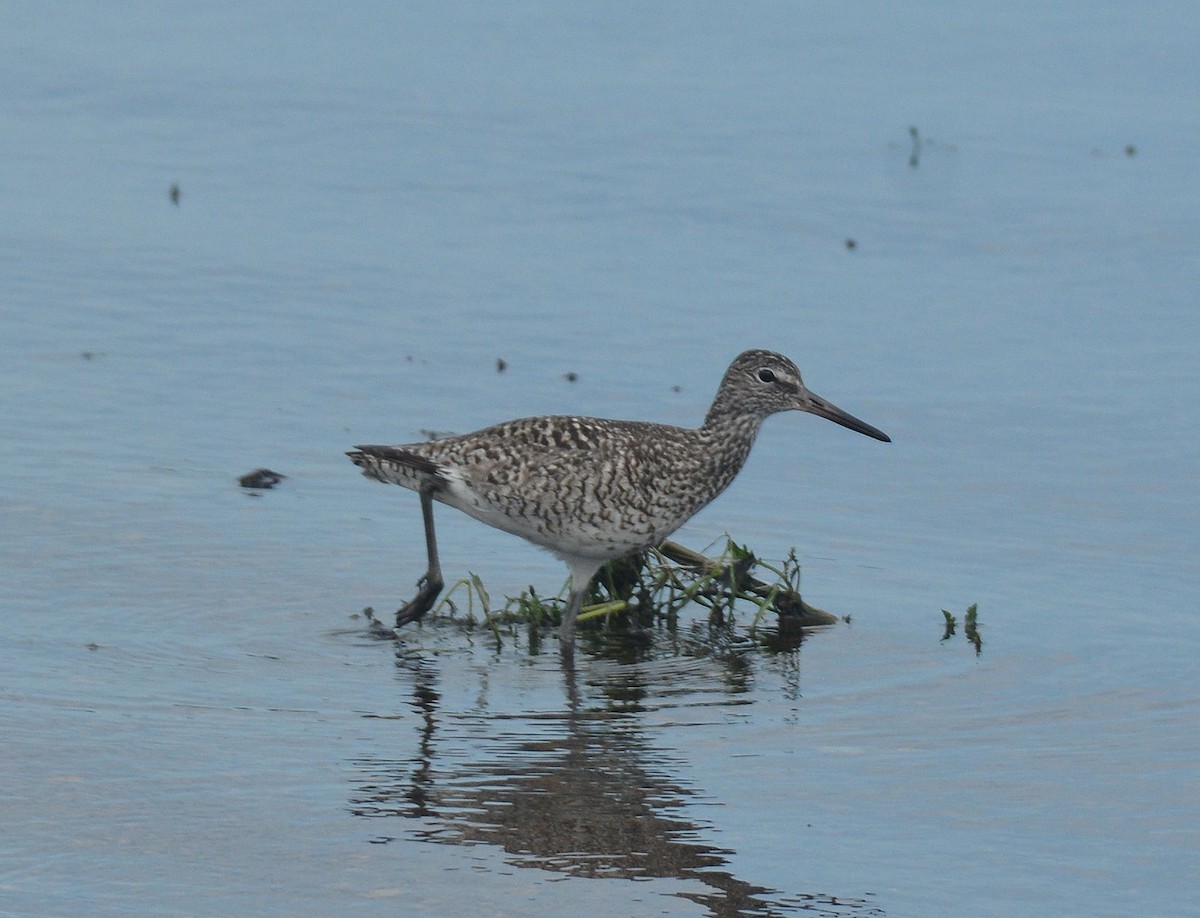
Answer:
top-left (348, 629), bottom-right (882, 917)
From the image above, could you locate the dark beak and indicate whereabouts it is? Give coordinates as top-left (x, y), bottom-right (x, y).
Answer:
top-left (801, 389), bottom-right (891, 442)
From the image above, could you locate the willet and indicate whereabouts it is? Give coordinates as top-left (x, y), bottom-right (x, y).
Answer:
top-left (348, 349), bottom-right (889, 651)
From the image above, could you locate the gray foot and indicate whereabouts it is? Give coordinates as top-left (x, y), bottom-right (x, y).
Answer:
top-left (395, 571), bottom-right (444, 629)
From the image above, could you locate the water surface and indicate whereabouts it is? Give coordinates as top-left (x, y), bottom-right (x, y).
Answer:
top-left (2, 3), bottom-right (1198, 916)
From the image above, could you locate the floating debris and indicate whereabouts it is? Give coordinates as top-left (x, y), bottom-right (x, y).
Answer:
top-left (908, 125), bottom-right (922, 168)
top-left (564, 371), bottom-right (578, 382)
top-left (496, 357), bottom-right (507, 373)
top-left (169, 183), bottom-right (181, 206)
top-left (238, 468), bottom-right (286, 490)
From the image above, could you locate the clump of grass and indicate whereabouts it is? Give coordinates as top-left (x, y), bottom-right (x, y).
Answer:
top-left (941, 603), bottom-right (982, 655)
top-left (392, 537), bottom-right (839, 650)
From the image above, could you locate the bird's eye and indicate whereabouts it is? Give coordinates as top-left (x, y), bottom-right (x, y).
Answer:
top-left (757, 368), bottom-right (777, 383)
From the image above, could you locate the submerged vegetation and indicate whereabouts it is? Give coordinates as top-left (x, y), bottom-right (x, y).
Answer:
top-left (363, 537), bottom-right (839, 651)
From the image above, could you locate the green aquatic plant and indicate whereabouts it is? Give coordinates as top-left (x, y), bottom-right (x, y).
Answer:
top-left (963, 603), bottom-right (982, 654)
top-left (941, 603), bottom-right (982, 655)
top-left (367, 537), bottom-right (839, 649)
top-left (941, 608), bottom-right (957, 641)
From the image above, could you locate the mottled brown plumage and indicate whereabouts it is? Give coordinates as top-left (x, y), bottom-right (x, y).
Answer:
top-left (349, 349), bottom-right (889, 651)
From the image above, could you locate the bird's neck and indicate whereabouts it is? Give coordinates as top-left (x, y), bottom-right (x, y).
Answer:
top-left (699, 404), bottom-right (767, 497)
top-left (702, 383), bottom-right (767, 438)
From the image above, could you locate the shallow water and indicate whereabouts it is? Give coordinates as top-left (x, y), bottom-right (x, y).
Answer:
top-left (3, 3), bottom-right (1199, 916)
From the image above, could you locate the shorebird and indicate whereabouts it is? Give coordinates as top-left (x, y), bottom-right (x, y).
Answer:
top-left (348, 349), bottom-right (889, 651)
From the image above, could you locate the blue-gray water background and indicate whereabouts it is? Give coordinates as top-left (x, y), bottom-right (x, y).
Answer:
top-left (2, 4), bottom-right (1198, 916)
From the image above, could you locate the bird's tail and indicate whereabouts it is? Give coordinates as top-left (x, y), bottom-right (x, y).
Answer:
top-left (347, 446), bottom-right (445, 489)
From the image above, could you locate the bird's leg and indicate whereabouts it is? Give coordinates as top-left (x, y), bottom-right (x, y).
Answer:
top-left (558, 586), bottom-right (585, 653)
top-left (396, 479), bottom-right (444, 630)
top-left (559, 558), bottom-right (605, 653)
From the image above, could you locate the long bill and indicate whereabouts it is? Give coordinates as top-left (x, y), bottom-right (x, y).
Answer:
top-left (802, 390), bottom-right (891, 442)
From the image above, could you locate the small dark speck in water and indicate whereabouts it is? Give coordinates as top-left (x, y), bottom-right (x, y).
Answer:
top-left (80, 351), bottom-right (104, 360)
top-left (86, 642), bottom-right (100, 651)
top-left (564, 371), bottom-right (578, 382)
top-left (845, 238), bottom-right (857, 250)
top-left (1125, 143), bottom-right (1137, 156)
top-left (496, 358), bottom-right (507, 373)
top-left (671, 384), bottom-right (682, 393)
top-left (239, 468), bottom-right (286, 490)
top-left (169, 183), bottom-right (181, 206)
